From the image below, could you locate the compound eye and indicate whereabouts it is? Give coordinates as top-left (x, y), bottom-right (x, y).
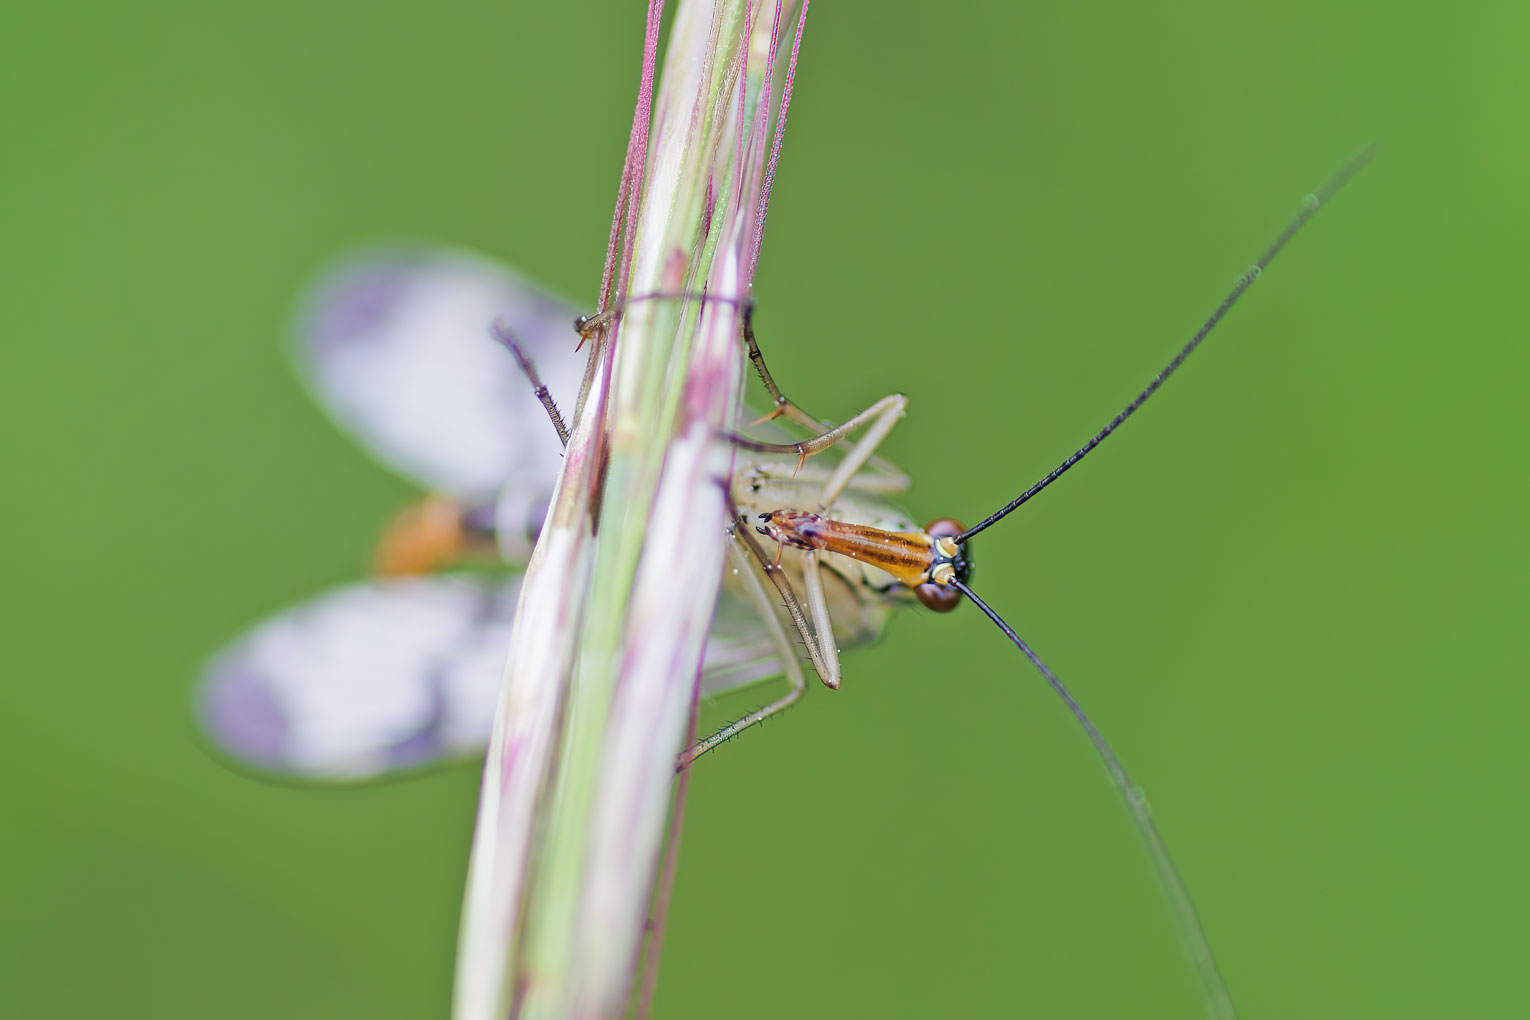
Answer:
top-left (923, 517), bottom-right (966, 541)
top-left (916, 582), bottom-right (962, 613)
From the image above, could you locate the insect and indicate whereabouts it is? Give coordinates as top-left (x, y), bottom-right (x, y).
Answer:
top-left (201, 148), bottom-right (1367, 1018)
top-left (195, 248), bottom-right (924, 781)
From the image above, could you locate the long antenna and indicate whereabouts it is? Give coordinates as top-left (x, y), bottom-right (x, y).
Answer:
top-left (956, 146), bottom-right (1374, 545)
top-left (952, 579), bottom-right (1239, 1020)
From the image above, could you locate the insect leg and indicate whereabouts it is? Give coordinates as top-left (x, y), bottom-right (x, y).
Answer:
top-left (678, 534), bottom-right (809, 769)
top-left (726, 383), bottom-right (907, 692)
top-left (735, 391), bottom-right (912, 510)
top-left (730, 393), bottom-right (907, 481)
top-left (728, 493), bottom-right (840, 690)
top-left (741, 297), bottom-right (831, 430)
top-left (798, 550), bottom-right (840, 687)
top-left (810, 395), bottom-right (907, 510)
top-left (738, 302), bottom-right (908, 487)
top-left (738, 381), bottom-right (906, 688)
top-left (492, 320), bottom-right (569, 447)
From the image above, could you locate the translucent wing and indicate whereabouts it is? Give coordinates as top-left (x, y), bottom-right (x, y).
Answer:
top-left (295, 247), bottom-right (583, 503)
top-left (197, 576), bottom-right (785, 782)
top-left (699, 584), bottom-right (798, 698)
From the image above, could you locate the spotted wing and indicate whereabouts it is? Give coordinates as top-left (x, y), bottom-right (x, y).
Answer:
top-left (198, 575), bottom-right (786, 782)
top-left (294, 247), bottom-right (584, 504)
top-left (197, 575), bottom-right (521, 780)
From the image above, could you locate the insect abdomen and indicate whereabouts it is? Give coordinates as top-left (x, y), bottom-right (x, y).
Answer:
top-left (758, 510), bottom-right (934, 587)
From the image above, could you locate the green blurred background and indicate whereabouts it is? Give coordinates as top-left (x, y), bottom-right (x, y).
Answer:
top-left (4, 1), bottom-right (1527, 1017)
